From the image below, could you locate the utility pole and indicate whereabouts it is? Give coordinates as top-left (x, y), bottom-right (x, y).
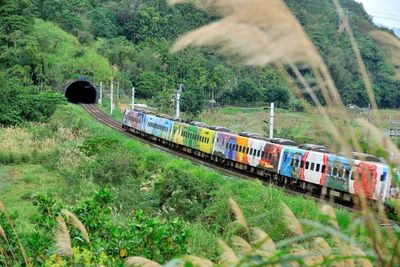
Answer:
top-left (269, 102), bottom-right (275, 140)
top-left (175, 84), bottom-right (183, 119)
top-left (99, 81), bottom-right (103, 105)
top-left (110, 80), bottom-right (114, 115)
top-left (131, 87), bottom-right (135, 110)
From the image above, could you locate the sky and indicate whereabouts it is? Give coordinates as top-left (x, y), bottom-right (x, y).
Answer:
top-left (354, 0), bottom-right (400, 29)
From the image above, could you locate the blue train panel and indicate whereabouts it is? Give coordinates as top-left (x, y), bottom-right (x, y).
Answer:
top-left (279, 146), bottom-right (307, 180)
top-left (144, 115), bottom-right (174, 140)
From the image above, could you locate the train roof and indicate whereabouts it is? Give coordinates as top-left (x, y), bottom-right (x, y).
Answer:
top-left (298, 143), bottom-right (330, 153)
top-left (190, 121), bottom-right (208, 127)
top-left (351, 152), bottom-right (382, 163)
top-left (209, 126), bottom-right (231, 132)
top-left (269, 138), bottom-right (297, 146)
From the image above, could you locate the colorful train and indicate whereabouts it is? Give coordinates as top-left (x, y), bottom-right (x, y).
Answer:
top-left (122, 108), bottom-right (400, 202)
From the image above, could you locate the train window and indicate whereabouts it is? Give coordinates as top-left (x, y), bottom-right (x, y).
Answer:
top-left (253, 149), bottom-right (257, 156)
top-left (310, 162), bottom-right (315, 171)
top-left (295, 159), bottom-right (299, 166)
top-left (321, 165), bottom-right (326, 173)
top-left (316, 164), bottom-right (320, 172)
top-left (239, 145), bottom-right (242, 152)
top-left (229, 143), bottom-right (232, 150)
top-left (250, 148), bottom-right (253, 155)
top-left (339, 169), bottom-right (344, 179)
top-left (261, 151), bottom-right (265, 158)
top-left (333, 167), bottom-right (338, 176)
top-left (344, 169), bottom-right (350, 179)
top-left (217, 138), bottom-right (219, 143)
top-left (257, 150), bottom-right (261, 157)
top-left (242, 146), bottom-right (246, 153)
top-left (300, 161), bottom-right (304, 168)
top-left (235, 145), bottom-right (239, 152)
top-left (269, 153), bottom-right (272, 160)
top-left (380, 173), bottom-right (386, 182)
top-left (306, 161), bottom-right (310, 169)
top-left (226, 143), bottom-right (229, 149)
top-left (246, 147), bottom-right (249, 154)
top-left (207, 138), bottom-right (209, 144)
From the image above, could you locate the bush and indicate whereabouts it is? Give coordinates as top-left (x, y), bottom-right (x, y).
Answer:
top-left (31, 189), bottom-right (189, 265)
top-left (289, 98), bottom-right (309, 112)
top-left (88, 148), bottom-right (136, 184)
top-left (0, 73), bottom-right (66, 126)
top-left (153, 163), bottom-right (218, 221)
top-left (229, 79), bottom-right (263, 104)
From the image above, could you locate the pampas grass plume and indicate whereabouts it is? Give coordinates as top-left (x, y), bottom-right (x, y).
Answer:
top-left (125, 256), bottom-right (161, 267)
top-left (55, 216), bottom-right (72, 257)
top-left (61, 209), bottom-right (91, 245)
top-left (282, 203), bottom-right (303, 236)
top-left (229, 198), bottom-right (249, 232)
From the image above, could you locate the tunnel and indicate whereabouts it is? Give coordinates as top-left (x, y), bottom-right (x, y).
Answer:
top-left (64, 80), bottom-right (98, 104)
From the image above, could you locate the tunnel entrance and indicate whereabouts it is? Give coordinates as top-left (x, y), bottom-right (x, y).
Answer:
top-left (64, 80), bottom-right (97, 104)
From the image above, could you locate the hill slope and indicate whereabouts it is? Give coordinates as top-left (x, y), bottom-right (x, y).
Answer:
top-left (1, 0), bottom-right (399, 115)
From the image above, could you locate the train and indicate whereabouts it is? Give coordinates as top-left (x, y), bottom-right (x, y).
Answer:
top-left (122, 108), bottom-right (400, 203)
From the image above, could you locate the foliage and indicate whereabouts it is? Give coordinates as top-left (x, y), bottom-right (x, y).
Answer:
top-left (29, 189), bottom-right (189, 265)
top-left (130, 199), bottom-right (400, 266)
top-left (227, 79), bottom-right (263, 104)
top-left (79, 136), bottom-right (120, 156)
top-left (0, 73), bottom-right (66, 126)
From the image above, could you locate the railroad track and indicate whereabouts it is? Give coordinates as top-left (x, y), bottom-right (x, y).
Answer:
top-left (81, 104), bottom-right (399, 226)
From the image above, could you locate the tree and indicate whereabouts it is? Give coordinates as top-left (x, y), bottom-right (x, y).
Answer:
top-left (137, 71), bottom-right (163, 98)
top-left (230, 79), bottom-right (262, 104)
top-left (181, 86), bottom-right (205, 116)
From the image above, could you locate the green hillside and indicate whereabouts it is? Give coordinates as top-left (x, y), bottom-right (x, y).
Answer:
top-left (0, 0), bottom-right (399, 123)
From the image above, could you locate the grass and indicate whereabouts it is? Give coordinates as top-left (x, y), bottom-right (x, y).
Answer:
top-left (0, 165), bottom-right (69, 236)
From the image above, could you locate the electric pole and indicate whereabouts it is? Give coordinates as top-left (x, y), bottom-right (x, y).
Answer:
top-left (99, 81), bottom-right (103, 105)
top-left (175, 84), bottom-right (183, 119)
top-left (269, 102), bottom-right (275, 139)
top-left (110, 80), bottom-right (114, 115)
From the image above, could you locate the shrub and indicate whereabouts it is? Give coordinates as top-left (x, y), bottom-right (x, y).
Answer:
top-left (153, 163), bottom-right (218, 221)
top-left (87, 148), bottom-right (136, 184)
top-left (78, 136), bottom-right (120, 156)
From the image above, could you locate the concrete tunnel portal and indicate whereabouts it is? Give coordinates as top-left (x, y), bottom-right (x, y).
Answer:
top-left (64, 80), bottom-right (98, 104)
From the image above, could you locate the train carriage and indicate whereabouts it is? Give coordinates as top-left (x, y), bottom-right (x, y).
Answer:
top-left (144, 115), bottom-right (174, 140)
top-left (172, 122), bottom-right (216, 154)
top-left (123, 109), bottom-right (146, 131)
top-left (213, 132), bottom-right (283, 172)
top-left (348, 161), bottom-right (390, 200)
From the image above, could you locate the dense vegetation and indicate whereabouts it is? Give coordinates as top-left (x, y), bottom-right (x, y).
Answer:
top-left (0, 0), bottom-right (399, 123)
